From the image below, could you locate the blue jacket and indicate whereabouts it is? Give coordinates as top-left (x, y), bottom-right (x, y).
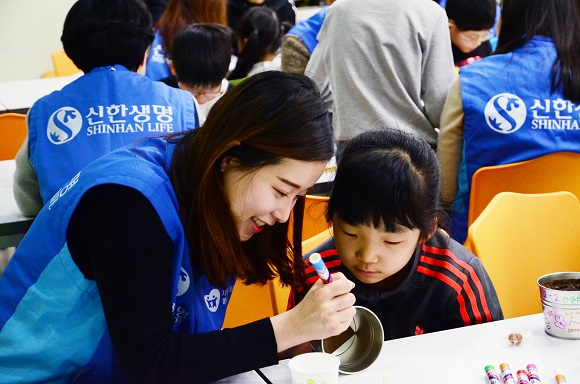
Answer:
top-left (287, 6), bottom-right (328, 54)
top-left (452, 36), bottom-right (580, 242)
top-left (0, 137), bottom-right (235, 382)
top-left (145, 30), bottom-right (171, 80)
top-left (28, 64), bottom-right (197, 203)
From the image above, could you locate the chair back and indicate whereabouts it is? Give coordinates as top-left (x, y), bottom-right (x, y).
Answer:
top-left (222, 228), bottom-right (334, 328)
top-left (465, 191), bottom-right (580, 319)
top-left (468, 151), bottom-right (580, 227)
top-left (51, 50), bottom-right (81, 77)
top-left (0, 113), bottom-right (27, 160)
top-left (288, 195), bottom-right (331, 243)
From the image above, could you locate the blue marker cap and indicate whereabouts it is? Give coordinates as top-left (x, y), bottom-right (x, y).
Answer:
top-left (309, 252), bottom-right (332, 283)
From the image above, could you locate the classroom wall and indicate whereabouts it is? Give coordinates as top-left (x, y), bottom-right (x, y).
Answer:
top-left (0, 0), bottom-right (77, 82)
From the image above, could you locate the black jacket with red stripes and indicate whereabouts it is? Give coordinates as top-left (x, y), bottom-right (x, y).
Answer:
top-left (289, 229), bottom-right (503, 340)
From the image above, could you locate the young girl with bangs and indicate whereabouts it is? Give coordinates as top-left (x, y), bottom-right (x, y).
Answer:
top-left (286, 128), bottom-right (503, 352)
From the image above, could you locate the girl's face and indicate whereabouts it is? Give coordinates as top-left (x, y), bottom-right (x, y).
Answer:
top-left (223, 158), bottom-right (327, 242)
top-left (333, 214), bottom-right (421, 286)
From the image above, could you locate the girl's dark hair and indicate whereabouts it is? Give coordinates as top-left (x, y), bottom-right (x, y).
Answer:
top-left (495, 0), bottom-right (580, 103)
top-left (227, 7), bottom-right (285, 80)
top-left (61, 0), bottom-right (155, 73)
top-left (445, 0), bottom-right (496, 31)
top-left (328, 129), bottom-right (444, 240)
top-left (172, 23), bottom-right (232, 87)
top-left (171, 71), bottom-right (334, 288)
top-left (157, 0), bottom-right (227, 58)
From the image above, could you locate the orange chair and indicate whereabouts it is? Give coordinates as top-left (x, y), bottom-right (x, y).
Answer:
top-left (465, 191), bottom-right (580, 318)
top-left (222, 228), bottom-right (334, 328)
top-left (288, 195), bottom-right (331, 242)
top-left (467, 151), bottom-right (580, 228)
top-left (0, 113), bottom-right (27, 161)
top-left (51, 49), bottom-right (81, 77)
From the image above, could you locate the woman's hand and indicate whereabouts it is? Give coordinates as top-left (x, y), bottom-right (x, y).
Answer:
top-left (270, 272), bottom-right (356, 353)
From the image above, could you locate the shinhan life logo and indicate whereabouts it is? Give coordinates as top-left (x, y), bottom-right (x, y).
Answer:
top-left (204, 289), bottom-right (220, 313)
top-left (47, 107), bottom-right (83, 144)
top-left (484, 93), bottom-right (527, 134)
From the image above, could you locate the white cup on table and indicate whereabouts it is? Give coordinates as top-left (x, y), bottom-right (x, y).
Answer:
top-left (288, 352), bottom-right (340, 384)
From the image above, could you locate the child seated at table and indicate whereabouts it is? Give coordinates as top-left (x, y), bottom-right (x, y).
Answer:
top-left (160, 23), bottom-right (234, 123)
top-left (446, 0), bottom-right (497, 68)
top-left (13, 0), bottom-right (198, 217)
top-left (286, 128), bottom-right (503, 348)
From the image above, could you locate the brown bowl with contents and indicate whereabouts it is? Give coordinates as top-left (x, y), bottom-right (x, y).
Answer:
top-left (537, 272), bottom-right (580, 339)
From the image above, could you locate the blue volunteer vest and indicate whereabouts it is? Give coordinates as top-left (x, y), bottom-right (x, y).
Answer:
top-left (0, 137), bottom-right (235, 383)
top-left (28, 64), bottom-right (197, 204)
top-left (286, 6), bottom-right (328, 54)
top-left (145, 30), bottom-right (171, 80)
top-left (452, 36), bottom-right (580, 243)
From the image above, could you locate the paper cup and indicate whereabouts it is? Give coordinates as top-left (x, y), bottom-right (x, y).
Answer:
top-left (321, 306), bottom-right (384, 374)
top-left (288, 352), bottom-right (340, 384)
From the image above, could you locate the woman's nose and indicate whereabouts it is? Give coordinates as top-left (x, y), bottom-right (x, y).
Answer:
top-left (272, 199), bottom-right (294, 223)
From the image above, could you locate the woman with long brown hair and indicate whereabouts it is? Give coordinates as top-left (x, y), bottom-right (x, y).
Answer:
top-left (438, 0), bottom-right (580, 244)
top-left (0, 72), bottom-right (356, 382)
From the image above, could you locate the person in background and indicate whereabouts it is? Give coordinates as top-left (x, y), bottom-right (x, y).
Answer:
top-left (161, 23), bottom-right (234, 123)
top-left (0, 72), bottom-right (357, 383)
top-left (446, 0), bottom-right (497, 69)
top-left (145, 0), bottom-right (227, 80)
top-left (281, 0), bottom-right (335, 75)
top-left (144, 0), bottom-right (168, 24)
top-left (305, 0), bottom-right (454, 152)
top-left (227, 7), bottom-right (287, 80)
top-left (13, 0), bottom-right (198, 218)
top-left (284, 128), bottom-right (502, 356)
top-left (227, 0), bottom-right (296, 55)
top-left (437, 0), bottom-right (580, 244)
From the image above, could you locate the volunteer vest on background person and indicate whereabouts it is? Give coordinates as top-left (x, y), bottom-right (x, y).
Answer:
top-left (450, 36), bottom-right (580, 242)
top-left (18, 64), bottom-right (197, 211)
top-left (145, 30), bottom-right (172, 80)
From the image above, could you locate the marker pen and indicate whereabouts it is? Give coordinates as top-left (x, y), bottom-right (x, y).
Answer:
top-left (517, 370), bottom-right (530, 384)
top-left (554, 369), bottom-right (567, 384)
top-left (526, 364), bottom-right (541, 384)
top-left (485, 365), bottom-right (502, 384)
top-left (499, 363), bottom-right (516, 384)
top-left (309, 252), bottom-right (332, 283)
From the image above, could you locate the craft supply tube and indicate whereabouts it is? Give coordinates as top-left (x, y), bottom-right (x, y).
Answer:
top-left (554, 369), bottom-right (567, 384)
top-left (485, 365), bottom-right (502, 384)
top-left (499, 363), bottom-right (516, 384)
top-left (526, 364), bottom-right (541, 384)
top-left (517, 370), bottom-right (530, 384)
top-left (309, 253), bottom-right (332, 283)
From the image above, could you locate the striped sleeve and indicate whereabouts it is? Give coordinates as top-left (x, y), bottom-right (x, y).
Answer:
top-left (417, 243), bottom-right (497, 326)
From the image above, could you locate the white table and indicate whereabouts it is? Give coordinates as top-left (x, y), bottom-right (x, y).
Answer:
top-left (0, 74), bottom-right (81, 114)
top-left (257, 313), bottom-right (579, 383)
top-left (0, 160), bottom-right (33, 248)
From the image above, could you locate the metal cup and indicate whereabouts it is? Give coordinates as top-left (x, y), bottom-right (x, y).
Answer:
top-left (320, 305), bottom-right (384, 374)
top-left (538, 272), bottom-right (580, 340)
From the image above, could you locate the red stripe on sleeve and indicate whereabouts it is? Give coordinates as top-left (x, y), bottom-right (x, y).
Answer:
top-left (422, 244), bottom-right (493, 322)
top-left (420, 255), bottom-right (483, 324)
top-left (417, 265), bottom-right (471, 325)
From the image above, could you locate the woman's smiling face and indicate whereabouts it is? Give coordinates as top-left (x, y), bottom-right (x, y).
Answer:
top-left (222, 158), bottom-right (327, 241)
